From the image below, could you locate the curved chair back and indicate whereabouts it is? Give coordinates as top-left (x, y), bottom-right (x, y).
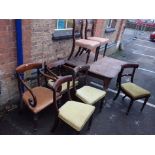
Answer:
top-left (85, 19), bottom-right (96, 39)
top-left (117, 63), bottom-right (139, 87)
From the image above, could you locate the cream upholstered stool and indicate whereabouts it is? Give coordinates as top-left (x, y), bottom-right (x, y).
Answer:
top-left (113, 64), bottom-right (151, 115)
top-left (51, 75), bottom-right (95, 134)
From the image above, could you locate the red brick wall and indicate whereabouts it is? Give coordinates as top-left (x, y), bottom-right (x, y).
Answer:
top-left (22, 19), bottom-right (32, 63)
top-left (94, 20), bottom-right (104, 37)
top-left (0, 20), bottom-right (18, 107)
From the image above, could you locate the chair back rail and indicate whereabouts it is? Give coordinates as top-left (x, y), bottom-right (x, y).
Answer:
top-left (117, 63), bottom-right (139, 86)
top-left (85, 19), bottom-right (96, 39)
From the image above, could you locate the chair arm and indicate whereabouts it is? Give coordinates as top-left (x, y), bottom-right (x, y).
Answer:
top-left (19, 77), bottom-right (37, 108)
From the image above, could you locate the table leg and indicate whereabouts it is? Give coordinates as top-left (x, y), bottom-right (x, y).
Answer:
top-left (103, 78), bottom-right (111, 91)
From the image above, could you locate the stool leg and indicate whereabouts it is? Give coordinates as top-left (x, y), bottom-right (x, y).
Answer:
top-left (141, 97), bottom-right (149, 112)
top-left (126, 100), bottom-right (134, 115)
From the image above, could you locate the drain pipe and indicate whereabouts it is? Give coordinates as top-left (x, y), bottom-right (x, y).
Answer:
top-left (15, 19), bottom-right (23, 66)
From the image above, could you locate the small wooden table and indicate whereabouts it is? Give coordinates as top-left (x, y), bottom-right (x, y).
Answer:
top-left (89, 56), bottom-right (126, 90)
top-left (66, 53), bottom-right (127, 90)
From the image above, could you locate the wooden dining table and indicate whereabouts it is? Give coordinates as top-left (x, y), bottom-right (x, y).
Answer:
top-left (66, 53), bottom-right (127, 91)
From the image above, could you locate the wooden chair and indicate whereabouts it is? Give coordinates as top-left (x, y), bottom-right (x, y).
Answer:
top-left (44, 60), bottom-right (79, 94)
top-left (67, 19), bottom-right (100, 63)
top-left (113, 64), bottom-right (151, 115)
top-left (51, 75), bottom-right (95, 134)
top-left (85, 19), bottom-right (109, 61)
top-left (16, 63), bottom-right (61, 131)
top-left (72, 65), bottom-right (106, 112)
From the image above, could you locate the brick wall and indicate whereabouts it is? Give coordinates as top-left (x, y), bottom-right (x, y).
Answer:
top-left (0, 20), bottom-right (18, 107)
top-left (31, 19), bottom-right (72, 64)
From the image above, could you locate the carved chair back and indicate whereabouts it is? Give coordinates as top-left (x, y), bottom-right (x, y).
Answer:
top-left (85, 19), bottom-right (96, 39)
top-left (117, 64), bottom-right (139, 87)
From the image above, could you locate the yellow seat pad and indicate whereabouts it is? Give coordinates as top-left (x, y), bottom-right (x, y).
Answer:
top-left (76, 86), bottom-right (106, 105)
top-left (48, 80), bottom-right (78, 92)
top-left (59, 101), bottom-right (95, 131)
top-left (121, 82), bottom-right (150, 99)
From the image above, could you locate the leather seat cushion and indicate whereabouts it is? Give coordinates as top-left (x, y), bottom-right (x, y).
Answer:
top-left (23, 86), bottom-right (54, 113)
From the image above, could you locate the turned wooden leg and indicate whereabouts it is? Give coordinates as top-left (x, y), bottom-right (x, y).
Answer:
top-left (141, 97), bottom-right (149, 112)
top-left (126, 100), bottom-right (134, 115)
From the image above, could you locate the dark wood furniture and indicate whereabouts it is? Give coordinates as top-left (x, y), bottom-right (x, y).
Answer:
top-left (16, 63), bottom-right (61, 131)
top-left (51, 75), bottom-right (95, 134)
top-left (44, 59), bottom-right (78, 94)
top-left (113, 64), bottom-right (151, 115)
top-left (66, 53), bottom-right (127, 91)
top-left (67, 19), bottom-right (100, 63)
top-left (85, 19), bottom-right (109, 61)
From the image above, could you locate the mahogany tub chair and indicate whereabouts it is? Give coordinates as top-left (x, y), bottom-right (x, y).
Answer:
top-left (51, 75), bottom-right (95, 134)
top-left (16, 63), bottom-right (61, 131)
top-left (113, 64), bottom-right (151, 115)
top-left (67, 19), bottom-right (100, 63)
top-left (85, 19), bottom-right (109, 61)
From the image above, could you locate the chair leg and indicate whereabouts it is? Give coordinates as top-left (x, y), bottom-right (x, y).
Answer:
top-left (18, 98), bottom-right (23, 114)
top-left (103, 43), bottom-right (108, 57)
top-left (88, 114), bottom-right (94, 130)
top-left (113, 89), bottom-right (121, 101)
top-left (33, 113), bottom-right (38, 132)
top-left (122, 95), bottom-right (127, 100)
top-left (94, 46), bottom-right (100, 61)
top-left (68, 44), bottom-right (75, 60)
top-left (141, 97), bottom-right (149, 112)
top-left (51, 116), bottom-right (59, 132)
top-left (74, 47), bottom-right (81, 57)
top-left (79, 48), bottom-right (86, 56)
top-left (126, 100), bottom-right (134, 115)
top-left (99, 97), bottom-right (105, 112)
top-left (86, 50), bottom-right (91, 64)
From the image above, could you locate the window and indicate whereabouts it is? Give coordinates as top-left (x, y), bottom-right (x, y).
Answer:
top-left (107, 19), bottom-right (117, 28)
top-left (55, 19), bottom-right (73, 30)
top-left (52, 19), bottom-right (75, 40)
top-left (105, 19), bottom-right (117, 33)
